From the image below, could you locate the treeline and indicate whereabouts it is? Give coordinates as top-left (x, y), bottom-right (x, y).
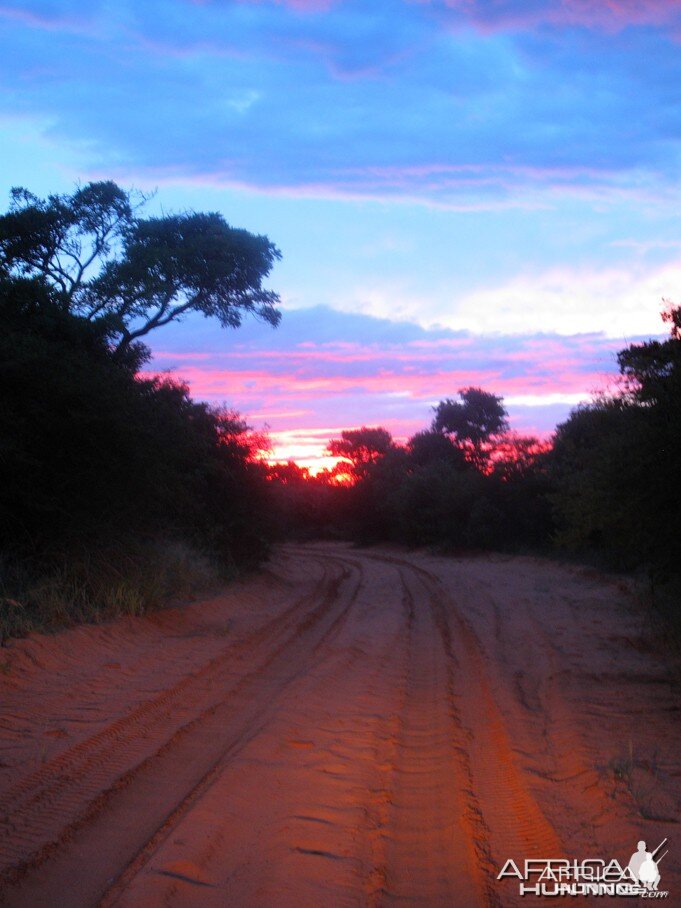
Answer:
top-left (267, 391), bottom-right (553, 550)
top-left (268, 308), bottom-right (681, 596)
top-left (0, 182), bottom-right (279, 637)
top-left (552, 306), bottom-right (680, 577)
top-left (2, 180), bottom-right (679, 640)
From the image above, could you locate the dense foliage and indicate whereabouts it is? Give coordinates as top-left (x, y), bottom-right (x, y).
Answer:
top-left (550, 305), bottom-right (681, 577)
top-left (0, 276), bottom-right (270, 558)
top-left (0, 184), bottom-right (279, 635)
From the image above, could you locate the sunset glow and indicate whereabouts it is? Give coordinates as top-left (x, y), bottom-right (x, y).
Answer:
top-left (2, 0), bottom-right (679, 462)
top-left (262, 428), bottom-right (347, 474)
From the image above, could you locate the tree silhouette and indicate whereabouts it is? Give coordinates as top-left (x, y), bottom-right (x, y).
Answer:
top-left (407, 430), bottom-right (468, 469)
top-left (432, 387), bottom-right (508, 469)
top-left (327, 427), bottom-right (394, 481)
top-left (0, 182), bottom-right (135, 303)
top-left (617, 302), bottom-right (681, 405)
top-left (551, 305), bottom-right (681, 574)
top-left (0, 182), bottom-right (281, 356)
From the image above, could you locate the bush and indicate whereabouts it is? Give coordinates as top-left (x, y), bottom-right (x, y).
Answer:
top-left (0, 540), bottom-right (223, 642)
top-left (0, 277), bottom-right (270, 634)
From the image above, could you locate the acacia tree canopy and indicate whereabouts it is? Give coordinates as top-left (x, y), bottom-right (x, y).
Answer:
top-left (0, 182), bottom-right (136, 301)
top-left (327, 427), bottom-right (394, 480)
top-left (432, 387), bottom-right (508, 448)
top-left (0, 182), bottom-right (282, 355)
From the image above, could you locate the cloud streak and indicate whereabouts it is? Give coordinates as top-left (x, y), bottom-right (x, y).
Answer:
top-left (143, 305), bottom-right (643, 465)
top-left (424, 0), bottom-right (681, 33)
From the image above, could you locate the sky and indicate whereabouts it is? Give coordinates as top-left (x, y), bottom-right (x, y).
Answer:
top-left (2, 0), bottom-right (681, 469)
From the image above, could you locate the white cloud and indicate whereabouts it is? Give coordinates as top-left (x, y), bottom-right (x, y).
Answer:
top-left (224, 90), bottom-right (261, 114)
top-left (330, 260), bottom-right (680, 339)
top-left (450, 261), bottom-right (680, 337)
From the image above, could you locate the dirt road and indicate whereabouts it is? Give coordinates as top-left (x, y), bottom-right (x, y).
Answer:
top-left (0, 544), bottom-right (678, 906)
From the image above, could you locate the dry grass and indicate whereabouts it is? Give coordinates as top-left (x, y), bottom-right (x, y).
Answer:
top-left (607, 739), bottom-right (676, 822)
top-left (0, 538), bottom-right (225, 643)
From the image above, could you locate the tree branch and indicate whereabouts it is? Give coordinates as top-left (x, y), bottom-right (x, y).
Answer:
top-left (113, 292), bottom-right (198, 353)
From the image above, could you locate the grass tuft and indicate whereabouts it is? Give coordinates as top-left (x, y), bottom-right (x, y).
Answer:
top-left (0, 538), bottom-right (225, 643)
top-left (606, 740), bottom-right (676, 822)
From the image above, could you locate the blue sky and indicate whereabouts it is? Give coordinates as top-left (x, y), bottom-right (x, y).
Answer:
top-left (2, 0), bottom-right (681, 466)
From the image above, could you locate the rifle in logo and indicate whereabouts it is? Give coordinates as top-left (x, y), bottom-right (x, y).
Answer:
top-left (628, 838), bottom-right (667, 891)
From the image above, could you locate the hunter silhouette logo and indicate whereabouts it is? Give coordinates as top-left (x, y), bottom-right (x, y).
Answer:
top-left (628, 839), bottom-right (667, 891)
top-left (497, 837), bottom-right (671, 898)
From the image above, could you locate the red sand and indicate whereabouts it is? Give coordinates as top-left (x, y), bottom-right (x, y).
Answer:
top-left (0, 544), bottom-right (678, 906)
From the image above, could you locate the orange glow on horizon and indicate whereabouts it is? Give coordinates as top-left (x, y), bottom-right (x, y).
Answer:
top-left (261, 426), bottom-right (554, 477)
top-left (262, 425), bottom-right (406, 477)
top-left (263, 432), bottom-right (343, 475)
top-left (265, 451), bottom-right (341, 476)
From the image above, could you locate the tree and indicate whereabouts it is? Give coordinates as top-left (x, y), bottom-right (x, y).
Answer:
top-left (617, 302), bottom-right (681, 406)
top-left (407, 429), bottom-right (468, 469)
top-left (327, 427), bottom-right (394, 481)
top-left (550, 305), bottom-right (681, 573)
top-left (550, 399), bottom-right (651, 564)
top-left (0, 182), bottom-right (281, 356)
top-left (432, 387), bottom-right (508, 469)
top-left (0, 183), bottom-right (136, 307)
top-left (490, 433), bottom-right (551, 480)
top-left (0, 277), bottom-right (272, 563)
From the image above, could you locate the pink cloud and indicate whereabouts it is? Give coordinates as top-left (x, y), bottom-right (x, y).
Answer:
top-left (99, 155), bottom-right (670, 213)
top-left (143, 354), bottom-right (603, 405)
top-left (429, 0), bottom-right (681, 33)
top-left (145, 353), bottom-right (591, 465)
top-left (144, 305), bottom-right (638, 468)
top-left (97, 163), bottom-right (566, 214)
top-left (0, 3), bottom-right (99, 35)
top-left (215, 0), bottom-right (338, 12)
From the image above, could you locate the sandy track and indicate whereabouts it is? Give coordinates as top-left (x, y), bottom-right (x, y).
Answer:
top-left (0, 544), bottom-right (678, 906)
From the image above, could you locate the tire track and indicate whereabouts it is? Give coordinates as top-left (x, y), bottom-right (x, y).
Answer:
top-left (380, 565), bottom-right (496, 906)
top-left (2, 544), bottom-right (645, 907)
top-left (278, 550), bottom-right (419, 906)
top-left (0, 554), bottom-right (362, 905)
top-left (356, 551), bottom-right (565, 887)
top-left (295, 548), bottom-right (495, 906)
top-left (282, 549), bottom-right (415, 905)
top-left (353, 567), bottom-right (414, 907)
top-left (94, 553), bottom-right (364, 908)
top-left (416, 560), bottom-right (565, 860)
top-left (0, 554), bottom-right (332, 867)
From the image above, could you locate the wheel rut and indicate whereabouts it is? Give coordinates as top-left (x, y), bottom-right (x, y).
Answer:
top-left (0, 554), bottom-right (362, 906)
top-left (2, 544), bottom-right (675, 907)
